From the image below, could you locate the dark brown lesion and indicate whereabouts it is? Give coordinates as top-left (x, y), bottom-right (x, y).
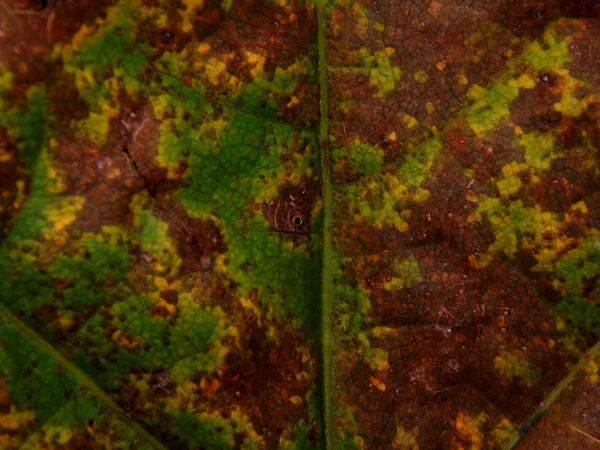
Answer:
top-left (218, 325), bottom-right (314, 448)
top-left (263, 186), bottom-right (313, 234)
top-left (560, 0), bottom-right (600, 18)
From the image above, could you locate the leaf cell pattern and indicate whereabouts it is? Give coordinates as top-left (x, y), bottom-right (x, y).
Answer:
top-left (0, 0), bottom-right (599, 449)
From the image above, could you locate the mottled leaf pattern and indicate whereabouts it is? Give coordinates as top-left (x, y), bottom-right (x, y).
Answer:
top-left (0, 0), bottom-right (599, 449)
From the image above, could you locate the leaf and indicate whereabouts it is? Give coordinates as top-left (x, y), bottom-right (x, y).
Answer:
top-left (0, 0), bottom-right (599, 449)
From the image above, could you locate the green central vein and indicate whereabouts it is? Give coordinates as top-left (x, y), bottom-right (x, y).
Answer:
top-left (316, 1), bottom-right (334, 449)
top-left (0, 304), bottom-right (167, 450)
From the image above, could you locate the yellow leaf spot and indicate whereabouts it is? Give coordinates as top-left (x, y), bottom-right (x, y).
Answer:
top-left (532, 248), bottom-right (558, 272)
top-left (394, 217), bottom-right (409, 232)
top-left (181, 0), bottom-right (205, 32)
top-left (494, 351), bottom-right (540, 386)
top-left (205, 57), bottom-right (229, 85)
top-left (413, 70), bottom-right (429, 83)
top-left (56, 429), bottom-right (74, 445)
top-left (465, 189), bottom-right (478, 202)
top-left (112, 330), bottom-right (139, 349)
top-left (371, 327), bottom-right (400, 338)
top-left (401, 114), bottom-right (418, 129)
top-left (45, 196), bottom-right (86, 239)
top-left (240, 295), bottom-right (262, 325)
top-left (0, 409), bottom-right (35, 430)
top-left (58, 313), bottom-right (75, 330)
top-left (369, 376), bottom-right (386, 391)
top-left (383, 277), bottom-right (404, 291)
top-left (0, 149), bottom-right (11, 162)
top-left (392, 426), bottom-right (419, 449)
top-left (11, 180), bottom-right (26, 210)
top-left (493, 419), bottom-right (517, 446)
top-left (466, 84), bottom-right (486, 101)
top-left (456, 412), bottom-right (487, 450)
top-left (553, 237), bottom-right (570, 253)
top-left (197, 43), bottom-right (211, 54)
top-left (518, 74), bottom-right (535, 89)
top-left (286, 95), bottom-right (300, 108)
top-left (571, 201), bottom-right (588, 214)
top-left (367, 48), bottom-right (401, 97)
top-left (70, 24), bottom-right (93, 52)
top-left (246, 51), bottom-right (266, 79)
top-left (468, 254), bottom-right (482, 269)
top-left (585, 359), bottom-right (598, 385)
top-left (182, 0), bottom-right (205, 13)
top-left (496, 176), bottom-right (521, 197)
top-left (551, 67), bottom-right (590, 117)
top-left (358, 333), bottom-right (389, 371)
top-left (413, 188), bottom-right (430, 203)
top-left (290, 395), bottom-right (303, 406)
top-left (157, 297), bottom-right (176, 315)
top-left (154, 276), bottom-right (169, 291)
top-left (155, 13), bottom-right (168, 27)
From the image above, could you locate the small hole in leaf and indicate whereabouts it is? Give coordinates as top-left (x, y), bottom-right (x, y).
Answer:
top-left (294, 217), bottom-right (301, 225)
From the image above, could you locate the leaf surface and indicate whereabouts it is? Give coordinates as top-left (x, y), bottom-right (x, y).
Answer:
top-left (0, 0), bottom-right (599, 449)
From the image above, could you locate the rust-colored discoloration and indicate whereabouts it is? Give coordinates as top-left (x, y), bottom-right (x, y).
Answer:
top-left (337, 247), bottom-right (572, 448)
top-left (215, 0), bottom-right (317, 75)
top-left (49, 98), bottom-right (166, 235)
top-left (1, 0), bottom-right (600, 447)
top-left (0, 0), bottom-right (115, 88)
top-left (510, 75), bottom-right (563, 134)
top-left (517, 354), bottom-right (600, 449)
top-left (164, 206), bottom-right (226, 273)
top-left (263, 187), bottom-right (312, 234)
top-left (326, 0), bottom-right (560, 183)
top-left (219, 326), bottom-right (314, 448)
top-left (329, 9), bottom-right (600, 449)
top-left (560, 0), bottom-right (600, 18)
top-left (282, 81), bottom-right (320, 128)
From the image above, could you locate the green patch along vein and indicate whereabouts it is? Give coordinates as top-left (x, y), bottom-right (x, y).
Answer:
top-left (0, 304), bottom-right (168, 450)
top-left (317, 1), bottom-right (334, 449)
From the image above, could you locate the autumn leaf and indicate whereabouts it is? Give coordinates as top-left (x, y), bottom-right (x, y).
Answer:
top-left (0, 0), bottom-right (599, 449)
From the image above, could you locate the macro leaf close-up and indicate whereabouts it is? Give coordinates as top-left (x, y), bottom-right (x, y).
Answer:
top-left (1, 0), bottom-right (599, 448)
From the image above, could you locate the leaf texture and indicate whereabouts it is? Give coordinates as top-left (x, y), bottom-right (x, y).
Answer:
top-left (0, 0), bottom-right (599, 449)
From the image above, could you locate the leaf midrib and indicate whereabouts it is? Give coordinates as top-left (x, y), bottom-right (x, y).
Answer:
top-left (317, 0), bottom-right (334, 448)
